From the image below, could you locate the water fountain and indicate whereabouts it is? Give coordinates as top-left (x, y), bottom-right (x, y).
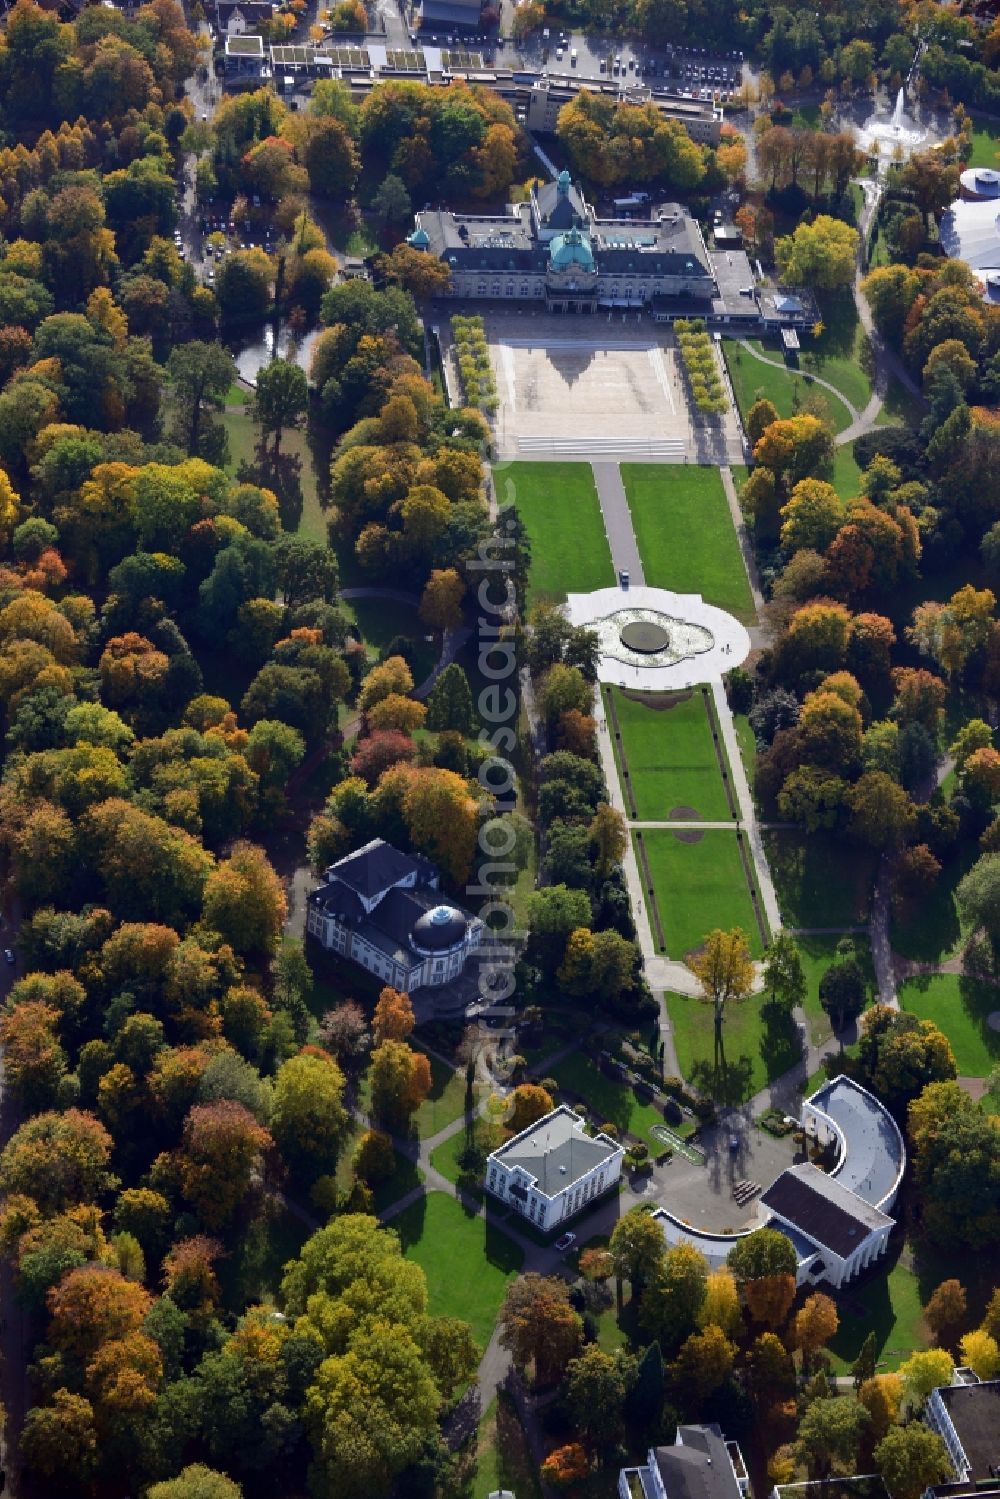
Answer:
top-left (857, 84), bottom-right (929, 168)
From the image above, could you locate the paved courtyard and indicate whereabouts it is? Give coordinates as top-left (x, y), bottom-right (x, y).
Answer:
top-left (479, 312), bottom-right (744, 464)
top-left (659, 1115), bottom-right (802, 1233)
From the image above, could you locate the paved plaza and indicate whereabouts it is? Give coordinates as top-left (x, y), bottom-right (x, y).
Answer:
top-left (479, 312), bottom-right (745, 463)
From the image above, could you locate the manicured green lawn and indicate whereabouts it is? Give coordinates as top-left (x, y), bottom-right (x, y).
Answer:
top-left (391, 1192), bottom-right (523, 1348)
top-left (638, 828), bottom-right (765, 959)
top-left (968, 116), bottom-right (1000, 169)
top-left (830, 443), bottom-right (862, 501)
top-left (890, 842), bottom-right (978, 964)
top-left (764, 829), bottom-right (877, 928)
top-left (733, 713), bottom-right (756, 788)
top-left (605, 685), bottom-right (732, 822)
top-left (548, 1049), bottom-right (668, 1147)
top-left (828, 1253), bottom-right (926, 1373)
top-left (723, 339), bottom-right (855, 433)
top-left (897, 974), bottom-right (1000, 1078)
top-left (665, 986), bottom-right (798, 1100)
top-left (495, 461), bottom-right (614, 603)
top-left (621, 464), bottom-right (754, 622)
top-left (805, 292), bottom-right (874, 415)
top-left (220, 407), bottom-right (327, 543)
top-left (412, 1049), bottom-right (478, 1140)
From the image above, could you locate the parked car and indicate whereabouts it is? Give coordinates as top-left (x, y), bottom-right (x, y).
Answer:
top-left (3, 948), bottom-right (15, 966)
top-left (554, 1232), bottom-right (576, 1253)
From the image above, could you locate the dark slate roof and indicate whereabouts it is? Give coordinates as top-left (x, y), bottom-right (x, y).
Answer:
top-left (534, 177), bottom-right (587, 230)
top-left (324, 839), bottom-right (429, 901)
top-left (495, 1106), bottom-right (619, 1196)
top-left (422, 0), bottom-right (482, 19)
top-left (936, 1382), bottom-right (1000, 1478)
top-left (654, 1426), bottom-right (742, 1499)
top-left (760, 1164), bottom-right (892, 1259)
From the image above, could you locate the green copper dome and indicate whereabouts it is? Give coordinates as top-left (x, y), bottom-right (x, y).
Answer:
top-left (548, 228), bottom-right (595, 272)
top-left (407, 226), bottom-right (430, 249)
top-left (557, 168), bottom-right (572, 194)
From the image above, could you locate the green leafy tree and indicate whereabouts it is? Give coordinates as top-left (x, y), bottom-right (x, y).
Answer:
top-left (796, 1396), bottom-right (869, 1479)
top-left (875, 1424), bottom-right (951, 1499)
top-left (167, 341), bottom-right (236, 460)
top-left (762, 932), bottom-right (806, 1011)
top-left (270, 1051), bottom-right (349, 1185)
top-left (253, 358), bottom-right (308, 459)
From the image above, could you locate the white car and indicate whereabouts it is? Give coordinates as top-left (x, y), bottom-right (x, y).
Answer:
top-left (554, 1232), bottom-right (576, 1253)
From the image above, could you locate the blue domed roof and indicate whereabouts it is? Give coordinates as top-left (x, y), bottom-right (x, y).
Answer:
top-left (411, 903), bottom-right (467, 952)
top-left (549, 228), bottom-right (595, 272)
top-left (407, 226), bottom-right (430, 249)
top-left (557, 168), bottom-right (572, 194)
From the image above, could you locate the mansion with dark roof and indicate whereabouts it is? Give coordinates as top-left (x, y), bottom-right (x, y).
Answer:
top-left (409, 171), bottom-right (818, 328)
top-left (411, 170), bottom-right (718, 316)
top-left (307, 840), bottom-right (483, 993)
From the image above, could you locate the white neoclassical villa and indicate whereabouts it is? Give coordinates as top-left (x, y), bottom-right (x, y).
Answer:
top-left (654, 1075), bottom-right (906, 1291)
top-left (306, 839), bottom-right (483, 994)
top-left (485, 1105), bottom-right (625, 1233)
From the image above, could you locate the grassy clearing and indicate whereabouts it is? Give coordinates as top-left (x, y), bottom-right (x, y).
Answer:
top-left (639, 828), bottom-right (765, 959)
top-left (548, 1049), bottom-right (668, 1147)
top-left (391, 1191), bottom-right (523, 1348)
top-left (412, 1048), bottom-right (477, 1140)
top-left (830, 442), bottom-right (862, 501)
top-left (472, 1394), bottom-right (542, 1499)
top-left (896, 973), bottom-right (1000, 1078)
top-left (828, 1252), bottom-right (925, 1373)
top-left (968, 116), bottom-right (1000, 169)
top-left (665, 987), bottom-right (798, 1100)
top-left (606, 685), bottom-right (732, 822)
top-left (877, 374), bottom-right (924, 429)
top-left (495, 461), bottom-right (614, 604)
top-left (340, 595), bottom-right (437, 684)
top-left (621, 463), bottom-right (754, 623)
top-left (733, 713), bottom-right (757, 789)
top-left (890, 841), bottom-right (978, 964)
top-left (795, 933), bottom-right (874, 1048)
top-left (723, 339), bottom-right (855, 433)
top-left (764, 829), bottom-right (877, 928)
top-left (220, 407), bottom-right (327, 543)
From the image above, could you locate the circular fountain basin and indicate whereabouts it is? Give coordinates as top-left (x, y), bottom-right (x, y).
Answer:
top-left (620, 620), bottom-right (671, 654)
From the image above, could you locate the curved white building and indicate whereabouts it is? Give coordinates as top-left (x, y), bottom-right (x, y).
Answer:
top-left (653, 1075), bottom-right (906, 1290)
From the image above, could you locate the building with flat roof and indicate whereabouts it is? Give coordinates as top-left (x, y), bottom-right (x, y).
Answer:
top-left (485, 1105), bottom-right (624, 1232)
top-left (940, 197), bottom-right (1000, 302)
top-left (651, 1076), bottom-right (904, 1291)
top-left (619, 1424), bottom-right (750, 1499)
top-left (925, 1380), bottom-right (1000, 1487)
top-left (802, 1075), bottom-right (905, 1212)
top-left (224, 32), bottom-right (268, 76)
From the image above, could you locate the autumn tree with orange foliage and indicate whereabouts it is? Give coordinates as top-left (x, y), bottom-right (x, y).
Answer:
top-left (47, 1265), bottom-right (152, 1360)
top-left (373, 985), bottom-right (416, 1045)
top-left (369, 1039), bottom-right (431, 1131)
top-left (542, 1443), bottom-right (590, 1488)
top-left (506, 1082), bottom-right (554, 1134)
top-left (169, 1100), bottom-right (273, 1229)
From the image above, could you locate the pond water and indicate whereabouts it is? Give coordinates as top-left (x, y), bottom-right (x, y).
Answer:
top-left (230, 322), bottom-right (324, 387)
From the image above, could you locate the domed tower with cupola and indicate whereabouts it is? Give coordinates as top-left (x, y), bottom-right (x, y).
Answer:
top-left (545, 224), bottom-right (599, 313)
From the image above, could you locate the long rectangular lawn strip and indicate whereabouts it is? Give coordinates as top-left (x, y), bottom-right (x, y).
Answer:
top-left (638, 828), bottom-right (764, 959)
top-left (621, 464), bottom-right (754, 622)
top-left (607, 685), bottom-right (732, 823)
top-left (494, 461), bottom-right (614, 604)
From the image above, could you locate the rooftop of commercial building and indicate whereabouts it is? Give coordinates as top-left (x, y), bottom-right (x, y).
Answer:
top-left (936, 1381), bottom-right (1000, 1479)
